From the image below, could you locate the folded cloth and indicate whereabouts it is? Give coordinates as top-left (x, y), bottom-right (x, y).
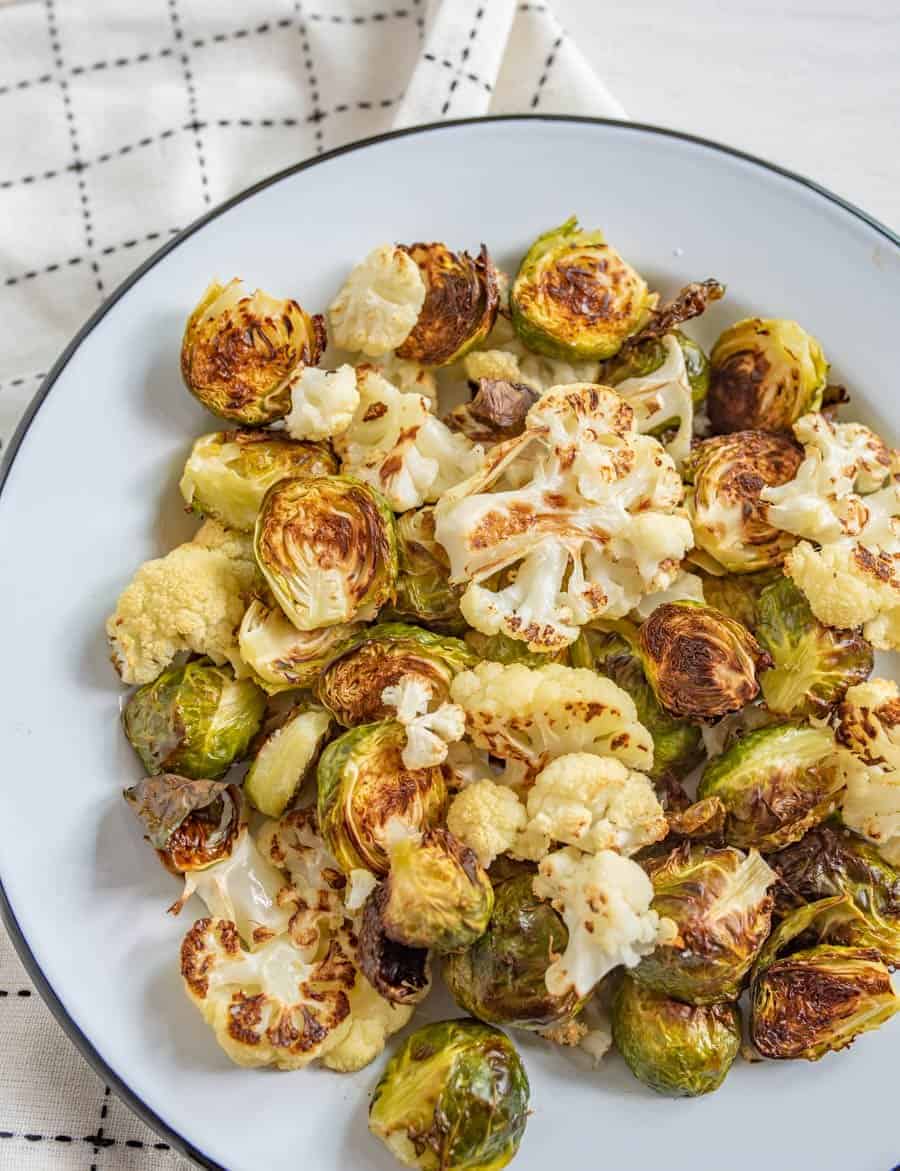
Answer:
top-left (0, 2), bottom-right (623, 1166)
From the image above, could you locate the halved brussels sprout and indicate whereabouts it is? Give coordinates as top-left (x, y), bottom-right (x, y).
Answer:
top-left (238, 597), bottom-right (364, 694)
top-left (376, 828), bottom-right (493, 954)
top-left (684, 432), bottom-right (803, 573)
top-left (612, 975), bottom-right (741, 1097)
top-left (638, 601), bottom-right (772, 722)
top-left (755, 576), bottom-right (873, 718)
top-left (698, 722), bottom-right (843, 851)
top-left (633, 842), bottom-right (775, 1004)
top-left (601, 330), bottom-right (711, 407)
top-left (386, 507), bottom-right (463, 630)
top-left (369, 1019), bottom-right (530, 1171)
top-left (317, 721), bottom-right (447, 875)
top-left (123, 774), bottom-right (241, 874)
top-left (358, 884), bottom-right (432, 1006)
top-left (181, 279), bottom-right (325, 424)
top-left (254, 475), bottom-right (397, 631)
top-left (316, 622), bottom-right (475, 727)
top-left (510, 216), bottom-right (654, 360)
top-left (697, 568), bottom-right (781, 634)
top-left (179, 430), bottom-right (337, 532)
top-left (444, 868), bottom-right (582, 1031)
top-left (243, 703), bottom-right (333, 818)
top-left (122, 659), bottom-right (265, 780)
top-left (395, 243), bottom-right (500, 366)
top-left (708, 318), bottom-right (828, 434)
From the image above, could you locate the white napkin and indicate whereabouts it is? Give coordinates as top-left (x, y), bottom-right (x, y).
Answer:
top-left (0, 2), bottom-right (623, 1166)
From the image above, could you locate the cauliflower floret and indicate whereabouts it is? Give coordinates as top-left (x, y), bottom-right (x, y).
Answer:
top-left (523, 753), bottom-right (667, 858)
top-left (533, 847), bottom-right (676, 998)
top-left (322, 969), bottom-right (414, 1073)
top-left (833, 679), bottom-right (900, 865)
top-left (784, 538), bottom-right (900, 645)
top-left (613, 334), bottom-right (693, 466)
top-left (450, 661), bottom-right (654, 775)
top-left (836, 678), bottom-right (900, 769)
top-left (446, 778), bottom-right (528, 868)
top-left (435, 384), bottom-right (693, 652)
top-left (363, 352), bottom-right (438, 403)
top-left (334, 368), bottom-right (483, 512)
top-left (106, 519), bottom-right (258, 685)
top-left (328, 244), bottom-right (426, 357)
top-left (381, 674), bottom-right (466, 769)
top-left (463, 340), bottom-right (600, 395)
top-left (838, 752), bottom-right (900, 867)
top-left (284, 364), bottom-right (359, 440)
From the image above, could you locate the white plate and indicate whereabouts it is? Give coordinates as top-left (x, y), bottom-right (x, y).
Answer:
top-left (1, 116), bottom-right (898, 1171)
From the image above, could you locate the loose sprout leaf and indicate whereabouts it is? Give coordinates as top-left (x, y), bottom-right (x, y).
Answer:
top-left (124, 774), bottom-right (240, 861)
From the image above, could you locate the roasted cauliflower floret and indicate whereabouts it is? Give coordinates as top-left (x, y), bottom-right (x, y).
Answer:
top-left (321, 969), bottom-right (414, 1073)
top-left (612, 333), bottom-right (693, 466)
top-left (328, 244), bottom-right (426, 357)
top-left (445, 778), bottom-right (528, 868)
top-left (284, 364), bottom-right (359, 440)
top-left (533, 847), bottom-right (676, 998)
top-left (381, 674), bottom-right (466, 770)
top-left (106, 520), bottom-right (257, 685)
top-left (363, 352), bottom-right (438, 402)
top-left (834, 679), bottom-right (900, 865)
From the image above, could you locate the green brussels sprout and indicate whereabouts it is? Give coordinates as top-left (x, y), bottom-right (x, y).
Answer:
top-left (697, 568), bottom-right (782, 634)
top-left (465, 629), bottom-right (567, 668)
top-left (122, 659), bottom-right (265, 780)
top-left (755, 576), bottom-right (874, 718)
top-left (395, 243), bottom-right (500, 367)
top-left (386, 507), bottom-right (464, 630)
top-left (358, 882), bottom-right (432, 1005)
top-left (750, 898), bottom-right (900, 1060)
top-left (638, 601), bottom-right (772, 722)
top-left (369, 1019), bottom-right (530, 1171)
top-left (316, 622), bottom-right (475, 727)
top-left (601, 330), bottom-right (710, 408)
top-left (243, 703), bottom-right (333, 818)
top-left (683, 432), bottom-right (803, 573)
top-left (181, 279), bottom-right (325, 425)
top-left (123, 774), bottom-right (241, 874)
top-left (179, 430), bottom-right (337, 532)
top-left (708, 317), bottom-right (828, 435)
top-left (567, 618), bottom-right (639, 670)
top-left (254, 475), bottom-right (397, 631)
top-left (510, 216), bottom-right (654, 360)
top-left (374, 828), bottom-right (493, 954)
top-left (612, 975), bottom-right (741, 1097)
top-left (317, 721), bottom-right (447, 876)
top-left (633, 842), bottom-right (775, 1004)
top-left (444, 869), bottom-right (582, 1031)
top-left (600, 654), bottom-right (704, 783)
top-left (237, 597), bottom-right (364, 694)
top-left (698, 722), bottom-right (843, 851)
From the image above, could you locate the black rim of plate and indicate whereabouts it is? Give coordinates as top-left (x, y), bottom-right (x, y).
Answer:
top-left (0, 114), bottom-right (898, 1171)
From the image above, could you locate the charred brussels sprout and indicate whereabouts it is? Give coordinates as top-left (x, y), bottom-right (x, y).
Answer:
top-left (243, 703), bottom-right (333, 818)
top-left (684, 432), bottom-right (803, 573)
top-left (317, 622), bottom-right (475, 727)
top-left (369, 1019), bottom-right (530, 1171)
top-left (444, 869), bottom-right (582, 1031)
top-left (238, 597), bottom-right (363, 694)
top-left (122, 659), bottom-right (265, 779)
top-left (634, 842), bottom-right (775, 1004)
top-left (510, 216), bottom-right (654, 360)
top-left (395, 243), bottom-right (500, 367)
top-left (697, 568), bottom-right (781, 634)
top-left (388, 507), bottom-right (463, 630)
top-left (638, 601), bottom-right (772, 722)
top-left (698, 723), bottom-right (843, 851)
top-left (708, 318), bottom-right (828, 434)
top-left (180, 279), bottom-right (325, 425)
top-left (376, 828), bottom-right (493, 954)
top-left (254, 475), bottom-right (397, 631)
top-left (601, 330), bottom-right (711, 407)
top-left (358, 883), bottom-right (432, 1006)
top-left (755, 576), bottom-right (873, 718)
top-left (179, 430), bottom-right (336, 531)
top-left (124, 774), bottom-right (241, 874)
top-left (612, 975), bottom-right (740, 1097)
top-left (317, 721), bottom-right (447, 875)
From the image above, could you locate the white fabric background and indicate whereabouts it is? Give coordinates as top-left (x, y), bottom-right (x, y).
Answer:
top-left (0, 2), bottom-right (620, 1166)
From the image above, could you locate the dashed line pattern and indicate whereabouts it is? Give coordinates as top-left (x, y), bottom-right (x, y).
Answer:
top-left (441, 5), bottom-right (486, 116)
top-left (168, 0), bottom-right (211, 206)
top-left (530, 32), bottom-right (563, 108)
top-left (294, 2), bottom-right (326, 154)
top-left (3, 227), bottom-right (182, 288)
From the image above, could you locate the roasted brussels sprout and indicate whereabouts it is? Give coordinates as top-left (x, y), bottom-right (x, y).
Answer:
top-left (124, 774), bottom-right (241, 874)
top-left (601, 330), bottom-right (710, 407)
top-left (180, 279), bottom-right (325, 425)
top-left (465, 629), bottom-right (566, 668)
top-left (243, 703), bottom-right (333, 818)
top-left (179, 430), bottom-right (336, 531)
top-left (444, 868), bottom-right (582, 1030)
top-left (238, 597), bottom-right (363, 694)
top-left (122, 659), bottom-right (265, 780)
top-left (317, 721), bottom-right (447, 875)
top-left (254, 475), bottom-right (397, 631)
top-left (567, 620), bottom-right (638, 670)
top-left (698, 722), bottom-right (843, 851)
top-left (684, 432), bottom-right (803, 573)
top-left (510, 216), bottom-right (654, 360)
top-left (633, 842), bottom-right (775, 1004)
top-left (316, 622), bottom-right (475, 727)
top-left (446, 378), bottom-right (538, 445)
top-left (369, 1019), bottom-right (530, 1171)
top-left (374, 828), bottom-right (493, 954)
top-left (755, 576), bottom-right (873, 718)
top-left (395, 243), bottom-right (500, 366)
top-left (665, 795), bottom-right (727, 841)
top-left (358, 883), bottom-right (432, 1006)
top-left (611, 975), bottom-right (741, 1097)
top-left (697, 568), bottom-right (781, 633)
top-left (708, 317), bottom-right (828, 434)
top-left (387, 507), bottom-right (463, 630)
top-left (638, 601), bottom-right (772, 722)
